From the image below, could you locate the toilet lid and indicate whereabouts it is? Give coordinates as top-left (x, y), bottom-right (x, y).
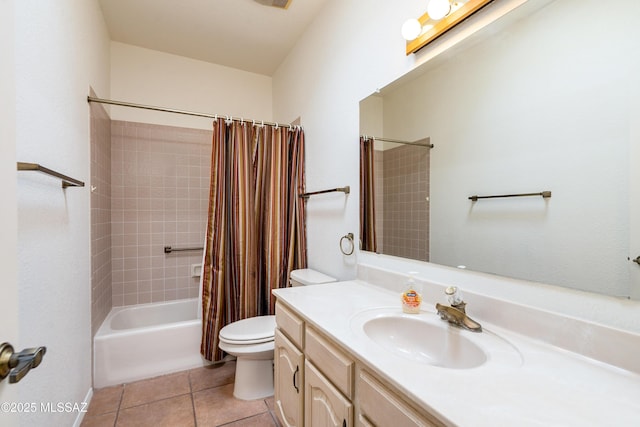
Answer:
top-left (219, 315), bottom-right (276, 344)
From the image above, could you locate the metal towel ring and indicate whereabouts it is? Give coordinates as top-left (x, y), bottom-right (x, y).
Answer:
top-left (340, 233), bottom-right (354, 256)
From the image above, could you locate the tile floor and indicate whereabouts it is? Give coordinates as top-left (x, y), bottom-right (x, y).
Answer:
top-left (81, 361), bottom-right (282, 427)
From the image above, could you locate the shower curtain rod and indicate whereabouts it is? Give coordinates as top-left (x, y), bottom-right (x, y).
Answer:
top-left (362, 135), bottom-right (433, 148)
top-left (87, 96), bottom-right (301, 130)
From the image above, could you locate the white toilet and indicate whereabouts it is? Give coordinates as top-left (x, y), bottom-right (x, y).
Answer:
top-left (218, 268), bottom-right (336, 400)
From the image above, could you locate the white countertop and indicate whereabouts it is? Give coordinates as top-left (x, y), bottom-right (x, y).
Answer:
top-left (273, 280), bottom-right (640, 426)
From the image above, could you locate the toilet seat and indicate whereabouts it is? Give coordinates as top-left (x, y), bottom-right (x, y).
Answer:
top-left (219, 315), bottom-right (276, 345)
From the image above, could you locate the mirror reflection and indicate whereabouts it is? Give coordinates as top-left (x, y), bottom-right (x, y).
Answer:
top-left (359, 136), bottom-right (431, 261)
top-left (360, 0), bottom-right (639, 298)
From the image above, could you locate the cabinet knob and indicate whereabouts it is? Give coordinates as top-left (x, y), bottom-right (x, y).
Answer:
top-left (0, 342), bottom-right (47, 384)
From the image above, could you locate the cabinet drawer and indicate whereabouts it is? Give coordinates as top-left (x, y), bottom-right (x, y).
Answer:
top-left (305, 326), bottom-right (354, 399)
top-left (357, 370), bottom-right (443, 427)
top-left (276, 301), bottom-right (304, 348)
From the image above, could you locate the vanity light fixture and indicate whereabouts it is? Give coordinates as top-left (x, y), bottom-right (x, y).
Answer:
top-left (427, 0), bottom-right (452, 21)
top-left (401, 18), bottom-right (422, 41)
top-left (402, 0), bottom-right (494, 54)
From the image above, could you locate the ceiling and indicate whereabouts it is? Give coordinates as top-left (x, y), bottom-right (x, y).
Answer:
top-left (98, 0), bottom-right (330, 76)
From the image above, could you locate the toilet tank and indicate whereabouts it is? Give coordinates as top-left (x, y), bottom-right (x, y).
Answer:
top-left (289, 269), bottom-right (336, 287)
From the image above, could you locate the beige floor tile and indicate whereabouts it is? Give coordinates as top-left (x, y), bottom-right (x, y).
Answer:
top-left (189, 361), bottom-right (236, 392)
top-left (120, 371), bottom-right (191, 409)
top-left (87, 385), bottom-right (123, 416)
top-left (264, 396), bottom-right (275, 412)
top-left (116, 394), bottom-right (194, 427)
top-left (271, 411), bottom-right (283, 427)
top-left (80, 411), bottom-right (117, 427)
top-left (221, 412), bottom-right (279, 427)
top-left (193, 383), bottom-right (268, 426)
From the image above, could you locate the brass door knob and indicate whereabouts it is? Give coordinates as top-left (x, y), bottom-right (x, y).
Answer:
top-left (0, 342), bottom-right (17, 380)
top-left (0, 342), bottom-right (47, 384)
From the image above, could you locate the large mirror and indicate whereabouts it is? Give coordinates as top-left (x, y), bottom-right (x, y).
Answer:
top-left (360, 0), bottom-right (639, 298)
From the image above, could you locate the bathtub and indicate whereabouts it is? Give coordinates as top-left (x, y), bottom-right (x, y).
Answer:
top-left (94, 298), bottom-right (207, 388)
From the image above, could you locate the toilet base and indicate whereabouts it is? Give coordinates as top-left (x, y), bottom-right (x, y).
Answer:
top-left (233, 357), bottom-right (274, 400)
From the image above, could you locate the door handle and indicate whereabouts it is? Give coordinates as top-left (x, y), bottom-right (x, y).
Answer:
top-left (0, 342), bottom-right (47, 384)
top-left (633, 256), bottom-right (640, 266)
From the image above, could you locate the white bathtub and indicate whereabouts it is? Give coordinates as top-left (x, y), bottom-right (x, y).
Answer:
top-left (94, 298), bottom-right (207, 388)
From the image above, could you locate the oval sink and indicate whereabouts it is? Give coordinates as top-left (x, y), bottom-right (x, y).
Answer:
top-left (362, 315), bottom-right (487, 369)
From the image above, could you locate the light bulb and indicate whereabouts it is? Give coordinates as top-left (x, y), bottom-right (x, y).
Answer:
top-left (427, 0), bottom-right (451, 21)
top-left (401, 18), bottom-right (422, 41)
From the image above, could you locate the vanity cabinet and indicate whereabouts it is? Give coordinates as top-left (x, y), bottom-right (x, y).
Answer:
top-left (275, 302), bottom-right (305, 427)
top-left (305, 360), bottom-right (353, 426)
top-left (304, 326), bottom-right (354, 399)
top-left (304, 325), bottom-right (354, 427)
top-left (274, 299), bottom-right (442, 427)
top-left (274, 329), bottom-right (304, 427)
top-left (275, 301), bottom-right (355, 427)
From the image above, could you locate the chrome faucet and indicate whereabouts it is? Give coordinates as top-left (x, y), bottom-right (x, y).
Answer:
top-left (435, 287), bottom-right (482, 332)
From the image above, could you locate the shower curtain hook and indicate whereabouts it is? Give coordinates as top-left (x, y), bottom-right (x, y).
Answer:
top-left (275, 122), bottom-right (279, 130)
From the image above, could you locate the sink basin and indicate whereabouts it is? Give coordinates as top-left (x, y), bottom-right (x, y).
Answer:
top-left (362, 315), bottom-right (487, 369)
top-left (350, 307), bottom-right (523, 370)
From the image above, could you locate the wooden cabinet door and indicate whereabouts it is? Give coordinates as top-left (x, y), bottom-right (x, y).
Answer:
top-left (274, 328), bottom-right (304, 427)
top-left (305, 360), bottom-right (353, 427)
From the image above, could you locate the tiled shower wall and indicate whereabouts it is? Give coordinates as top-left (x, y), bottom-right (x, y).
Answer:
top-left (111, 121), bottom-right (212, 307)
top-left (90, 99), bottom-right (112, 336)
top-left (381, 144), bottom-right (430, 262)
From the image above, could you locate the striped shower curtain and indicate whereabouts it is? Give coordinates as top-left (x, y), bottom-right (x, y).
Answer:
top-left (200, 118), bottom-right (307, 362)
top-left (360, 136), bottom-right (377, 253)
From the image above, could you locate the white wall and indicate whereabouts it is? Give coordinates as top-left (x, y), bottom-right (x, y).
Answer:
top-left (273, 0), bottom-right (640, 329)
top-left (359, 95), bottom-right (384, 151)
top-left (109, 42), bottom-right (273, 130)
top-left (1, 0), bottom-right (19, 423)
top-left (14, 1), bottom-right (110, 425)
